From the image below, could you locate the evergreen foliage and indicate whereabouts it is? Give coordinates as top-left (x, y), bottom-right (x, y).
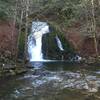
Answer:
top-left (0, 0), bottom-right (15, 20)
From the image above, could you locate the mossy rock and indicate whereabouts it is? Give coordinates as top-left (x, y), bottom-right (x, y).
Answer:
top-left (15, 68), bottom-right (27, 75)
top-left (9, 69), bottom-right (16, 75)
top-left (42, 28), bottom-right (75, 60)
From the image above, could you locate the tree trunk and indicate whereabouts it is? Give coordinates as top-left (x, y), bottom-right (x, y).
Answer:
top-left (11, 0), bottom-right (17, 60)
top-left (91, 0), bottom-right (98, 57)
top-left (24, 0), bottom-right (29, 63)
top-left (16, 9), bottom-right (24, 61)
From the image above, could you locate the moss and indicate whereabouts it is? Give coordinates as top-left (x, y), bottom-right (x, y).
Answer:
top-left (42, 27), bottom-right (75, 60)
top-left (50, 27), bottom-right (75, 53)
top-left (18, 32), bottom-right (25, 58)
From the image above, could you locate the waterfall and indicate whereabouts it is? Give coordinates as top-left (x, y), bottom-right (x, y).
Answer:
top-left (28, 21), bottom-right (49, 61)
top-left (55, 35), bottom-right (64, 51)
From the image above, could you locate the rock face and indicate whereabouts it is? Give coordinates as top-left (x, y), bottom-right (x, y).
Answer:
top-left (0, 21), bottom-right (18, 58)
top-left (0, 20), bottom-right (100, 59)
top-left (42, 33), bottom-right (75, 60)
top-left (65, 27), bottom-right (100, 57)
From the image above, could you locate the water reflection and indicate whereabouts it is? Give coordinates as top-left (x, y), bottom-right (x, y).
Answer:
top-left (31, 62), bottom-right (43, 69)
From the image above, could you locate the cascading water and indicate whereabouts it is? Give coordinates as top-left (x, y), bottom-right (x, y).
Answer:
top-left (28, 21), bottom-right (82, 63)
top-left (28, 21), bottom-right (49, 61)
top-left (55, 35), bottom-right (64, 51)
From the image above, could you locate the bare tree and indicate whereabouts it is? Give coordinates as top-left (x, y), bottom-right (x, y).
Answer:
top-left (24, 0), bottom-right (30, 62)
top-left (11, 0), bottom-right (18, 60)
top-left (91, 0), bottom-right (98, 57)
top-left (16, 0), bottom-right (24, 61)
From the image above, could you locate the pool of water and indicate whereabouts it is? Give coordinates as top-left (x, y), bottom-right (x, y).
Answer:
top-left (0, 62), bottom-right (100, 100)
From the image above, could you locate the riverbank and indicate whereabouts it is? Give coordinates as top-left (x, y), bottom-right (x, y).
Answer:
top-left (0, 62), bottom-right (27, 77)
top-left (0, 56), bottom-right (100, 78)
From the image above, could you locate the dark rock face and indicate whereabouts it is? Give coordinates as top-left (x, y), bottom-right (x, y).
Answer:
top-left (42, 34), bottom-right (62, 60)
top-left (42, 33), bottom-right (75, 60)
top-left (0, 21), bottom-right (18, 58)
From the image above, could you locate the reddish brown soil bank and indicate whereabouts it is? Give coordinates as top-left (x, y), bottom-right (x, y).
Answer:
top-left (0, 21), bottom-right (18, 58)
top-left (0, 20), bottom-right (100, 59)
top-left (65, 27), bottom-right (100, 57)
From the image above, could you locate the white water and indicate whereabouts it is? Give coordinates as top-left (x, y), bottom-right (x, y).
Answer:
top-left (28, 21), bottom-right (65, 62)
top-left (28, 21), bottom-right (49, 61)
top-left (28, 21), bottom-right (82, 62)
top-left (55, 35), bottom-right (64, 51)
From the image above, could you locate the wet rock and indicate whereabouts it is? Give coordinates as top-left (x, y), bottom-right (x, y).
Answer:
top-left (9, 69), bottom-right (16, 75)
top-left (87, 81), bottom-right (98, 93)
top-left (32, 70), bottom-right (50, 76)
top-left (85, 94), bottom-right (98, 100)
top-left (25, 63), bottom-right (33, 68)
top-left (2, 64), bottom-right (15, 70)
top-left (0, 63), bottom-right (27, 77)
top-left (15, 68), bottom-right (27, 75)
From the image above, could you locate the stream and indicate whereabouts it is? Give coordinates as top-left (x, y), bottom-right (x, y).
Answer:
top-left (0, 62), bottom-right (100, 100)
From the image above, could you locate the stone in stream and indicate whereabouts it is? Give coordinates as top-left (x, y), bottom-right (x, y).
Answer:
top-left (15, 68), bottom-right (27, 75)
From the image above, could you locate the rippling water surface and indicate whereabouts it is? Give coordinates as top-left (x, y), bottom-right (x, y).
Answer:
top-left (0, 62), bottom-right (100, 100)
